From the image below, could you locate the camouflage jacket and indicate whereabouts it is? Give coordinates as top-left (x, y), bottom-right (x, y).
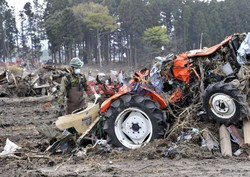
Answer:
top-left (58, 73), bottom-right (87, 105)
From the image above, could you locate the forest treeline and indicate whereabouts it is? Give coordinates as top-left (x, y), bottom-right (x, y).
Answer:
top-left (0, 0), bottom-right (250, 66)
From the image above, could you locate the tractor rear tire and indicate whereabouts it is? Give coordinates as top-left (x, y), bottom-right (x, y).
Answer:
top-left (103, 94), bottom-right (169, 149)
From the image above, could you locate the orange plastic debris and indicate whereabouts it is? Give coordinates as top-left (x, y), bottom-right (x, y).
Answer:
top-left (186, 36), bottom-right (232, 57)
top-left (172, 53), bottom-right (190, 83)
top-left (170, 89), bottom-right (183, 103)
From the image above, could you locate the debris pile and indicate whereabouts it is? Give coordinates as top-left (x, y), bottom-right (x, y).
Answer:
top-left (0, 64), bottom-right (130, 98)
top-left (0, 65), bottom-right (68, 97)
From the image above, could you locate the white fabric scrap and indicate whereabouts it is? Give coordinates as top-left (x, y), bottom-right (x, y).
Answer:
top-left (0, 139), bottom-right (21, 156)
top-left (110, 70), bottom-right (118, 82)
top-left (110, 70), bottom-right (118, 76)
top-left (97, 73), bottom-right (106, 77)
top-left (118, 72), bottom-right (124, 84)
top-left (237, 33), bottom-right (250, 65)
top-left (87, 76), bottom-right (96, 82)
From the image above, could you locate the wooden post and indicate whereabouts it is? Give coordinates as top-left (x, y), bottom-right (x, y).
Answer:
top-left (243, 120), bottom-right (250, 144)
top-left (219, 124), bottom-right (232, 157)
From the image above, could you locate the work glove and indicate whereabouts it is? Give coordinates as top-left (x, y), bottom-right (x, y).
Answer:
top-left (59, 105), bottom-right (64, 116)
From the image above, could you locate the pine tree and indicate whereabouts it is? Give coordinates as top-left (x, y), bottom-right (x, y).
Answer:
top-left (143, 26), bottom-right (169, 58)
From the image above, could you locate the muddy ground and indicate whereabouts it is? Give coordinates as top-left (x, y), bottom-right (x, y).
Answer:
top-left (1, 97), bottom-right (250, 177)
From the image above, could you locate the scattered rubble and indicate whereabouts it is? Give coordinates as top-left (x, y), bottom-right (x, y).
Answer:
top-left (0, 64), bottom-right (131, 98)
top-left (0, 65), bottom-right (66, 97)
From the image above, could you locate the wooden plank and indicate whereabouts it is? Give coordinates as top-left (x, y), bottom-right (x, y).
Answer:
top-left (243, 120), bottom-right (250, 144)
top-left (219, 124), bottom-right (232, 157)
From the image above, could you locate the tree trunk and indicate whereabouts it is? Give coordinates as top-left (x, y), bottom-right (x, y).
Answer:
top-left (65, 44), bottom-right (69, 64)
top-left (135, 45), bottom-right (137, 69)
top-left (67, 44), bottom-right (70, 63)
top-left (129, 34), bottom-right (134, 67)
top-left (54, 51), bottom-right (57, 65)
top-left (62, 46), bottom-right (65, 64)
top-left (86, 34), bottom-right (92, 64)
top-left (93, 41), bottom-right (97, 64)
top-left (84, 38), bottom-right (87, 63)
top-left (127, 34), bottom-right (130, 66)
top-left (59, 48), bottom-right (62, 64)
top-left (108, 33), bottom-right (111, 63)
top-left (97, 31), bottom-right (102, 68)
top-left (52, 51), bottom-right (55, 64)
top-left (69, 44), bottom-right (73, 60)
top-left (2, 28), bottom-right (8, 61)
top-left (113, 45), bottom-right (116, 62)
top-left (103, 32), bottom-right (109, 64)
top-left (74, 43), bottom-right (77, 57)
top-left (51, 49), bottom-right (54, 63)
top-left (82, 41), bottom-right (87, 64)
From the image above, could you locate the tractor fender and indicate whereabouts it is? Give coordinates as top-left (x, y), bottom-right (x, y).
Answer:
top-left (100, 84), bottom-right (168, 113)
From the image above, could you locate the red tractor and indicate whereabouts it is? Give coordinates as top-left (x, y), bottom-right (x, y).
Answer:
top-left (100, 33), bottom-right (249, 149)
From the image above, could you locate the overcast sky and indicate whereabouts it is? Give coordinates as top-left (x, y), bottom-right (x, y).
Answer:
top-left (6, 0), bottom-right (47, 50)
top-left (7, 0), bottom-right (32, 14)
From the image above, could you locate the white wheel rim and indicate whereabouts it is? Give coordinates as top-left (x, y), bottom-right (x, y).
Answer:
top-left (115, 107), bottom-right (153, 149)
top-left (209, 93), bottom-right (236, 119)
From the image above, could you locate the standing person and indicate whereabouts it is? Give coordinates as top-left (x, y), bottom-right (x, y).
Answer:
top-left (58, 58), bottom-right (87, 115)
